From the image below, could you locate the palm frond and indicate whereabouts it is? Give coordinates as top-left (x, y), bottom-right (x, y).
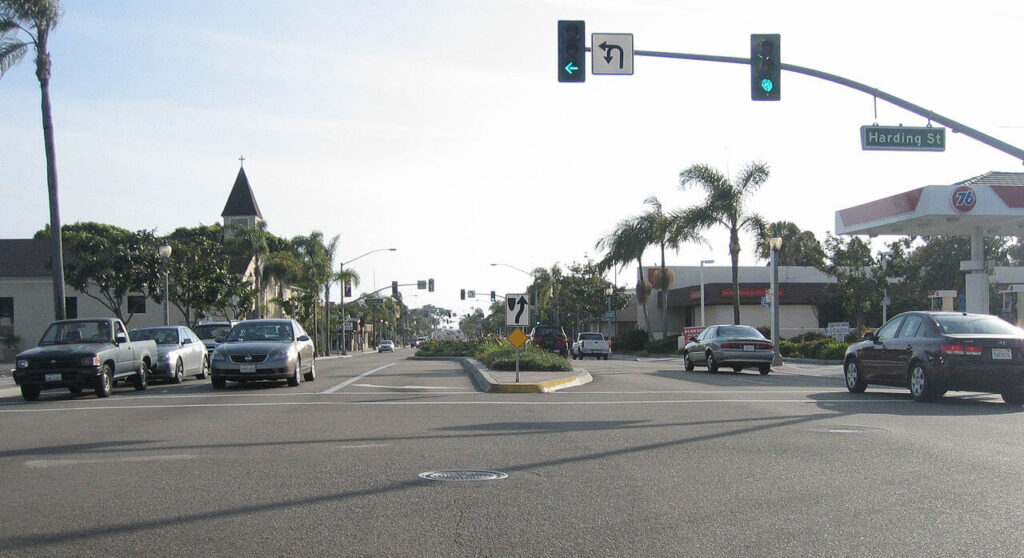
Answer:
top-left (0, 38), bottom-right (28, 77)
top-left (678, 163), bottom-right (726, 194)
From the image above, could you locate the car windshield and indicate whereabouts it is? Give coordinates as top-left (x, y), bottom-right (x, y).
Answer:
top-left (715, 326), bottom-right (765, 339)
top-left (193, 324), bottom-right (232, 340)
top-left (225, 323), bottom-right (294, 342)
top-left (935, 315), bottom-right (1021, 335)
top-left (38, 321), bottom-right (111, 345)
top-left (129, 328), bottom-right (180, 345)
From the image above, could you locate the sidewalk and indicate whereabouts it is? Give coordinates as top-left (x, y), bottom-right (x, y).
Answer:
top-left (415, 356), bottom-right (592, 393)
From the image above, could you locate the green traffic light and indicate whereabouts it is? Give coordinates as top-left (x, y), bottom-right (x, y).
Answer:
top-left (760, 78), bottom-right (774, 93)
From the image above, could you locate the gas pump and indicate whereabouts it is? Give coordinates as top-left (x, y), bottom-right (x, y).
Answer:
top-left (928, 290), bottom-right (957, 312)
top-left (999, 285), bottom-right (1024, 326)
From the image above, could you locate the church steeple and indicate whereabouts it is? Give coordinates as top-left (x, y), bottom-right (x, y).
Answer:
top-left (221, 160), bottom-right (263, 237)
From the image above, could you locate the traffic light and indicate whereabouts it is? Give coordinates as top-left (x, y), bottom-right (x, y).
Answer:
top-left (428, 278), bottom-right (434, 292)
top-left (392, 281), bottom-right (398, 297)
top-left (557, 20), bottom-right (585, 83)
top-left (490, 290), bottom-right (496, 302)
top-left (750, 34), bottom-right (780, 101)
top-left (460, 289), bottom-right (466, 300)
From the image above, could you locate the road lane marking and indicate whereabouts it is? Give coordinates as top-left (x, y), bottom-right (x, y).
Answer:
top-left (352, 383), bottom-right (464, 390)
top-left (322, 363), bottom-right (397, 394)
top-left (336, 444), bottom-right (390, 449)
top-left (25, 454), bottom-right (198, 468)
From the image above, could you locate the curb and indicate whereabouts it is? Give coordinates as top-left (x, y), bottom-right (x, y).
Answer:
top-left (411, 356), bottom-right (592, 393)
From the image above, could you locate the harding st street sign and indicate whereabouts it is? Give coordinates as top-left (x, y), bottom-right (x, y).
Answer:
top-left (861, 125), bottom-right (946, 152)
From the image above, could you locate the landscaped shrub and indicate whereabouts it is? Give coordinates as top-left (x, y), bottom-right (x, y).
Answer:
top-left (416, 337), bottom-right (571, 372)
top-left (779, 340), bottom-right (801, 358)
top-left (614, 329), bottom-right (649, 352)
top-left (644, 335), bottom-right (680, 354)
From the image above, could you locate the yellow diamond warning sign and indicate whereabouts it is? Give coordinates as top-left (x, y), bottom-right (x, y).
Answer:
top-left (507, 327), bottom-right (528, 348)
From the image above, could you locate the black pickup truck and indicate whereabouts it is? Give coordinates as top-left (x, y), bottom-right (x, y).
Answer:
top-left (13, 318), bottom-right (157, 401)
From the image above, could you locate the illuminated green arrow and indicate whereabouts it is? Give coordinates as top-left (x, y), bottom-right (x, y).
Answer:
top-left (564, 61), bottom-right (579, 75)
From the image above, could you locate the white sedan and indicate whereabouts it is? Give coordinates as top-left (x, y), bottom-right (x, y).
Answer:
top-left (378, 340), bottom-right (395, 352)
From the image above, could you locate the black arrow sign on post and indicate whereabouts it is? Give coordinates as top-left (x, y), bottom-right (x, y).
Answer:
top-left (514, 296), bottom-right (528, 323)
top-left (600, 41), bottom-right (624, 69)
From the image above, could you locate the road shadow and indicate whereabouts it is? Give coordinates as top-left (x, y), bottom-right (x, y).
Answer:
top-left (808, 390), bottom-right (1022, 416)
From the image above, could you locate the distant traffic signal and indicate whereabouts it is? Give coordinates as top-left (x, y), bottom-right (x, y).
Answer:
top-left (392, 281), bottom-right (398, 297)
top-left (750, 34), bottom-right (780, 101)
top-left (490, 290), bottom-right (496, 302)
top-left (428, 278), bottom-right (434, 292)
top-left (460, 289), bottom-right (466, 300)
top-left (557, 20), bottom-right (585, 83)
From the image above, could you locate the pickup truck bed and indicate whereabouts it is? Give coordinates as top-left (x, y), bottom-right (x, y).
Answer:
top-left (572, 332), bottom-right (611, 360)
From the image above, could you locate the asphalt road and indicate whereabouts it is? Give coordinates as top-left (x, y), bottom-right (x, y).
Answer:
top-left (1, 351), bottom-right (1021, 557)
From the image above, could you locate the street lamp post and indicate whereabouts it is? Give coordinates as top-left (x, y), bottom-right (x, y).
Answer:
top-left (699, 259), bottom-right (714, 327)
top-left (158, 243), bottom-right (172, 326)
top-left (340, 247), bottom-right (396, 355)
top-left (769, 236), bottom-right (783, 365)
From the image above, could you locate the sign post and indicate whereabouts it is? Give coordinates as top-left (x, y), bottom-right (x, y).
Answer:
top-left (506, 294), bottom-right (530, 381)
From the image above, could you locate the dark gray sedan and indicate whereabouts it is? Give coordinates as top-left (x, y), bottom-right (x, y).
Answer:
top-left (130, 326), bottom-right (209, 383)
top-left (209, 319), bottom-right (316, 388)
top-left (683, 325), bottom-right (774, 375)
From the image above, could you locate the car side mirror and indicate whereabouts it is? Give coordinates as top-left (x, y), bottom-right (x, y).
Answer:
top-left (115, 333), bottom-right (128, 344)
top-left (864, 332), bottom-right (877, 343)
top-left (297, 335), bottom-right (311, 342)
top-left (688, 337), bottom-right (698, 343)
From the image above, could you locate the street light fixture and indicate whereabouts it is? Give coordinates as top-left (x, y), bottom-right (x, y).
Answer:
top-left (340, 247), bottom-right (397, 355)
top-left (699, 259), bottom-right (714, 327)
top-left (768, 236), bottom-right (783, 365)
top-left (158, 243), bottom-right (172, 326)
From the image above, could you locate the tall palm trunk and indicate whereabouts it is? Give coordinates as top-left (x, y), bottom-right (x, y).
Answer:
top-left (38, 46), bottom-right (65, 320)
top-left (660, 242), bottom-right (668, 339)
top-left (323, 282), bottom-right (330, 356)
top-left (636, 263), bottom-right (653, 340)
top-left (730, 228), bottom-right (741, 325)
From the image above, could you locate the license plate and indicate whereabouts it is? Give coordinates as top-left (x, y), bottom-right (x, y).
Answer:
top-left (45, 373), bottom-right (62, 382)
top-left (743, 345), bottom-right (755, 352)
top-left (992, 348), bottom-right (1012, 360)
top-left (240, 364), bottom-right (257, 373)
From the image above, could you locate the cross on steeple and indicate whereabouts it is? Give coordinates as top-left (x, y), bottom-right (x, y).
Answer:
top-left (239, 155), bottom-right (245, 168)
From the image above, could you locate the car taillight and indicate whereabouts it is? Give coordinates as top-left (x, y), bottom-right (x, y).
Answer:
top-left (942, 343), bottom-right (982, 356)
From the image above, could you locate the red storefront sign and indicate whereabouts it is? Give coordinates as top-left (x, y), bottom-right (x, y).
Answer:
top-left (720, 287), bottom-right (785, 298)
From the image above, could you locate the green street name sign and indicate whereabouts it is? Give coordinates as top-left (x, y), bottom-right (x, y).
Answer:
top-left (861, 125), bottom-right (945, 152)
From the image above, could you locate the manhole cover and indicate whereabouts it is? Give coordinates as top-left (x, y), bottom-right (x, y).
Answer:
top-left (418, 470), bottom-right (508, 482)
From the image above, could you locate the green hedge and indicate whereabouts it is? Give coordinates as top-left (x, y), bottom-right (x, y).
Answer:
top-left (416, 338), bottom-right (572, 372)
top-left (779, 338), bottom-right (848, 360)
top-left (644, 335), bottom-right (681, 354)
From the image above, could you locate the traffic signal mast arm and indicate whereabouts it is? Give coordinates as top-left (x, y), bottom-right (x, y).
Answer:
top-left (348, 282), bottom-right (420, 304)
top-left (601, 47), bottom-right (1024, 162)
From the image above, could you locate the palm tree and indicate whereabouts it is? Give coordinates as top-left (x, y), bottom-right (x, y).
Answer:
top-left (596, 196), bottom-right (703, 340)
top-left (228, 221), bottom-right (271, 318)
top-left (529, 264), bottom-right (562, 326)
top-left (754, 221), bottom-right (825, 268)
top-left (596, 218), bottom-right (654, 340)
top-left (678, 161), bottom-right (770, 325)
top-left (1, 0), bottom-right (66, 320)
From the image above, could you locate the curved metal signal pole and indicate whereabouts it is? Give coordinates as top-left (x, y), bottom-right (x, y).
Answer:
top-left (613, 48), bottom-right (1024, 163)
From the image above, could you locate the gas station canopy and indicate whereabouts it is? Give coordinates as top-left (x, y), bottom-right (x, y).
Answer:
top-left (835, 172), bottom-right (1024, 237)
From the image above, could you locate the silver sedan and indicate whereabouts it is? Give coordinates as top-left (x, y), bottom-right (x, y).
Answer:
top-left (209, 319), bottom-right (316, 388)
top-left (682, 325), bottom-right (774, 375)
top-left (130, 326), bottom-right (209, 383)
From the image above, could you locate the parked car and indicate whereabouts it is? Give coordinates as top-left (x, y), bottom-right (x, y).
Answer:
top-left (379, 340), bottom-right (395, 352)
top-left (528, 325), bottom-right (569, 357)
top-left (129, 326), bottom-right (209, 383)
top-left (844, 311), bottom-right (1024, 404)
top-left (682, 324), bottom-right (774, 375)
top-left (412, 336), bottom-right (429, 347)
top-left (191, 321), bottom-right (236, 357)
top-left (209, 319), bottom-right (316, 388)
top-left (13, 318), bottom-right (156, 400)
top-left (572, 332), bottom-right (612, 360)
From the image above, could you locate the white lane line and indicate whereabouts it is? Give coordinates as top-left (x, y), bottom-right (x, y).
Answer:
top-left (0, 398), bottom-right (917, 413)
top-left (352, 383), bottom-right (462, 390)
top-left (322, 363), bottom-right (397, 394)
top-left (337, 444), bottom-right (390, 449)
top-left (25, 454), bottom-right (197, 468)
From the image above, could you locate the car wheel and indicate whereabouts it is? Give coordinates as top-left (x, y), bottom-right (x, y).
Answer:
top-left (95, 364), bottom-right (113, 398)
top-left (758, 365), bottom-right (770, 375)
top-left (844, 358), bottom-right (867, 393)
top-left (198, 357), bottom-right (210, 379)
top-left (171, 359), bottom-right (183, 384)
top-left (908, 362), bottom-right (938, 402)
top-left (287, 360), bottom-right (301, 387)
top-left (134, 360), bottom-right (149, 391)
top-left (706, 352), bottom-right (719, 373)
top-left (1001, 391), bottom-right (1024, 405)
top-left (304, 357), bottom-right (316, 382)
top-left (211, 376), bottom-right (226, 389)
top-left (683, 352), bottom-right (695, 372)
top-left (21, 384), bottom-right (41, 401)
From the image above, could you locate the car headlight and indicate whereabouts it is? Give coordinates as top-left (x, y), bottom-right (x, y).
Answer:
top-left (17, 359), bottom-right (29, 369)
top-left (158, 354), bottom-right (170, 361)
top-left (268, 349), bottom-right (290, 361)
top-left (79, 356), bottom-right (100, 367)
top-left (211, 351), bottom-right (227, 362)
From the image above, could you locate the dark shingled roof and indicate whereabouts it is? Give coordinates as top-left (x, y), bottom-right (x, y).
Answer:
top-left (0, 239), bottom-right (51, 278)
top-left (220, 167), bottom-right (264, 218)
top-left (955, 171), bottom-right (1024, 187)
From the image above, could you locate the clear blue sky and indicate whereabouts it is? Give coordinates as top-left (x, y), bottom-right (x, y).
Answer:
top-left (3, 0), bottom-right (1023, 317)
